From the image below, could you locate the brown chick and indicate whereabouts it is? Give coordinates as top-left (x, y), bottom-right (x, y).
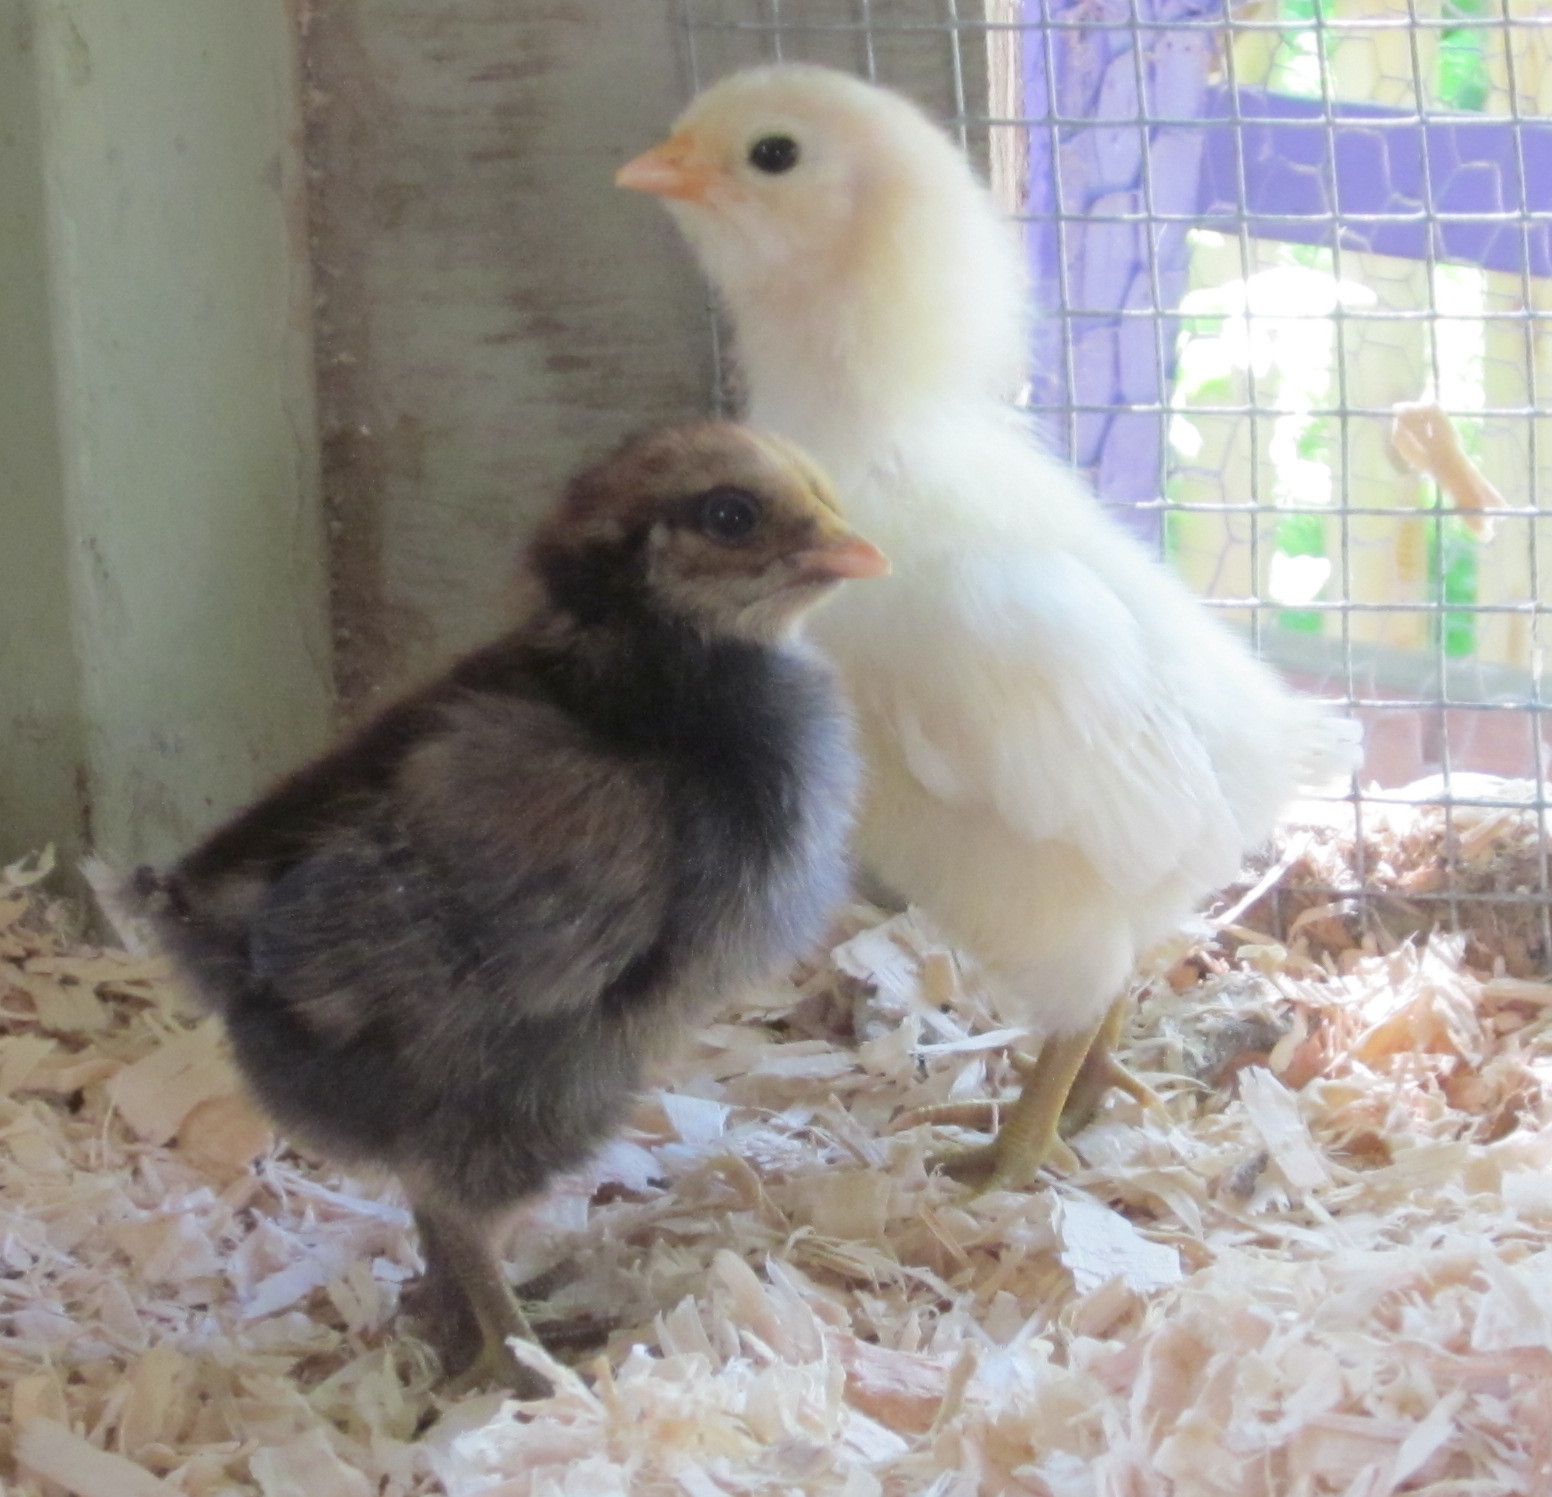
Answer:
top-left (138, 422), bottom-right (887, 1396)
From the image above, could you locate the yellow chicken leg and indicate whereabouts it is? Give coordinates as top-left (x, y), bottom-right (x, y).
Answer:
top-left (1058, 998), bottom-right (1162, 1133)
top-left (412, 1206), bottom-right (553, 1399)
top-left (927, 1026), bottom-right (1096, 1191)
top-left (912, 1000), bottom-right (1162, 1192)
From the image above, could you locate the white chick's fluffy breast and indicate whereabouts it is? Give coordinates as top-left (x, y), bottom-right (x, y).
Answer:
top-left (807, 407), bottom-right (1338, 1002)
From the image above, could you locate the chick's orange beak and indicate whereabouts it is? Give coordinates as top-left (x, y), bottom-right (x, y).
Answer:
top-left (796, 534), bottom-right (890, 583)
top-left (615, 131), bottom-right (720, 204)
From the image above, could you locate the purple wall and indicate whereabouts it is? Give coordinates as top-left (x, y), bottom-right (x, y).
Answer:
top-left (1022, 1), bottom-right (1552, 540)
top-left (1022, 0), bottom-right (1221, 545)
top-left (1196, 87), bottom-right (1552, 280)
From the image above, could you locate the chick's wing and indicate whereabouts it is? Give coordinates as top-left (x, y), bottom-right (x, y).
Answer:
top-left (851, 547), bottom-right (1245, 899)
top-left (245, 693), bottom-right (674, 1043)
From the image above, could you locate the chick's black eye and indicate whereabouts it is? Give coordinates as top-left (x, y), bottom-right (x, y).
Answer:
top-left (695, 486), bottom-right (762, 545)
top-left (748, 134), bottom-right (800, 175)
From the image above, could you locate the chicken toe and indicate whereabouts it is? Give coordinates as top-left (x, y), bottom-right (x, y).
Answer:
top-left (1058, 998), bottom-right (1164, 1135)
top-left (442, 1335), bottom-right (552, 1401)
top-left (906, 999), bottom-right (1160, 1190)
top-left (924, 1027), bottom-right (1097, 1192)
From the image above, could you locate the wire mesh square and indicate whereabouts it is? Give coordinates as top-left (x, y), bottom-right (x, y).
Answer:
top-left (679, 0), bottom-right (1551, 959)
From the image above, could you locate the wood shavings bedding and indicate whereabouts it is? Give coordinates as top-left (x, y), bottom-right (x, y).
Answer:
top-left (1236, 776), bottom-right (1551, 979)
top-left (0, 781), bottom-right (1549, 1496)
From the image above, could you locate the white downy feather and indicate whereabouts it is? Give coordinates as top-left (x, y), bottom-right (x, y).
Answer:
top-left (645, 64), bottom-right (1359, 1037)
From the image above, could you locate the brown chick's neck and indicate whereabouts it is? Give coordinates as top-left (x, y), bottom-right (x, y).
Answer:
top-left (458, 591), bottom-right (796, 769)
top-left (529, 528), bottom-right (655, 629)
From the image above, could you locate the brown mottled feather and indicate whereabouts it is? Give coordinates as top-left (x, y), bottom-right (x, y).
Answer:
top-left (139, 422), bottom-right (882, 1393)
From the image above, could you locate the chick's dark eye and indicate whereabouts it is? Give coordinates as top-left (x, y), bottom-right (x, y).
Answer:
top-left (695, 487), bottom-right (762, 545)
top-left (748, 134), bottom-right (800, 175)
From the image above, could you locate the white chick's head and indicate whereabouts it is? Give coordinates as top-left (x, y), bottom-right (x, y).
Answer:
top-left (618, 64), bottom-right (1028, 415)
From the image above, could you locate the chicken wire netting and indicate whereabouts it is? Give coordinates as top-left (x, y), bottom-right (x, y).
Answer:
top-left (679, 0), bottom-right (1552, 961)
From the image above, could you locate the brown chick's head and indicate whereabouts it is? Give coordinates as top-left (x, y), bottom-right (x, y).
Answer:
top-left (529, 422), bottom-right (887, 641)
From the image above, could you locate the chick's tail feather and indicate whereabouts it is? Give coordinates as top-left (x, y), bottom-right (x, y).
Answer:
top-left (124, 863), bottom-right (184, 918)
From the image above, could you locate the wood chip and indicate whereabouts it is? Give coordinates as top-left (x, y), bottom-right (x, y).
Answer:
top-left (1055, 1195), bottom-right (1183, 1295)
top-left (1237, 1064), bottom-right (1332, 1191)
top-left (175, 1092), bottom-right (274, 1180)
top-left (2, 779), bottom-right (1550, 1494)
top-left (107, 1022), bottom-right (239, 1144)
top-left (16, 1417), bottom-right (182, 1497)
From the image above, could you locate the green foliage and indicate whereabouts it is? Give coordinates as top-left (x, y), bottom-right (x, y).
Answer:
top-left (1439, 0), bottom-right (1490, 113)
top-left (1270, 0), bottom-right (1488, 112)
top-left (1185, 374), bottom-right (1235, 408)
top-left (1274, 510), bottom-right (1327, 634)
top-left (1270, 0), bottom-right (1331, 100)
top-left (1428, 511), bottom-right (1479, 658)
top-left (1296, 414), bottom-right (1330, 465)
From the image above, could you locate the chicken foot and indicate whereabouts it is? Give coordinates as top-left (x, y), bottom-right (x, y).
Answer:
top-left (1059, 997), bottom-right (1162, 1134)
top-left (921, 1028), bottom-right (1093, 1191)
top-left (912, 1000), bottom-right (1162, 1192)
top-left (410, 1205), bottom-right (553, 1399)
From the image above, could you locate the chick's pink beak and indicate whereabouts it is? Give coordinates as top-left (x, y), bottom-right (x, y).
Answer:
top-left (615, 131), bottom-right (720, 203)
top-left (797, 535), bottom-right (891, 582)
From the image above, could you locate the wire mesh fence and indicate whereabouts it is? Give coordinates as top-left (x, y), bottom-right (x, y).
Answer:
top-left (679, 0), bottom-right (1551, 960)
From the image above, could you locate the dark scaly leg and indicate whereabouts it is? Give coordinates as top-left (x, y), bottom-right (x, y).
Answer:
top-left (410, 1204), bottom-right (552, 1399)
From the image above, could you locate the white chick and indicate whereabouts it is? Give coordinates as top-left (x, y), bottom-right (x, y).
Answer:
top-left (618, 64), bottom-right (1354, 1190)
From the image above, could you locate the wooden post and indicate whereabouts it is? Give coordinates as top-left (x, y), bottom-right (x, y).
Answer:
top-left (307, 0), bottom-right (723, 709)
top-left (985, 0), bottom-right (1027, 216)
top-left (1335, 250), bottom-right (1432, 659)
top-left (1468, 10), bottom-right (1552, 673)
